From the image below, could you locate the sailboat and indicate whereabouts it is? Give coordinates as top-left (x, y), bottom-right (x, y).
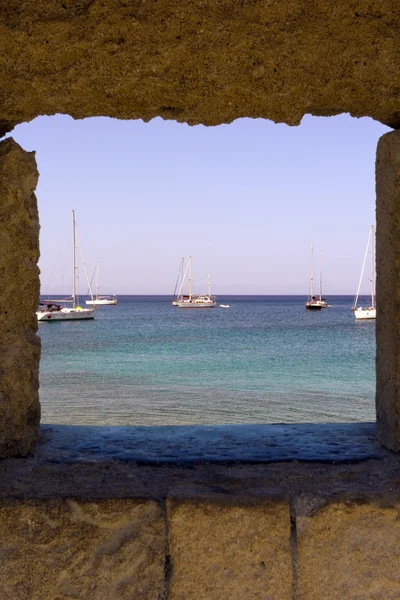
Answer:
top-left (172, 257), bottom-right (187, 306)
top-left (305, 244), bottom-right (331, 310)
top-left (176, 256), bottom-right (217, 308)
top-left (37, 210), bottom-right (96, 321)
top-left (352, 225), bottom-right (376, 320)
top-left (85, 262), bottom-right (117, 306)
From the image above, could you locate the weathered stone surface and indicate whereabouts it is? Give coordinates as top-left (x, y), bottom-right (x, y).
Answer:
top-left (1, 452), bottom-right (400, 599)
top-left (0, 499), bottom-right (166, 600)
top-left (167, 498), bottom-right (292, 600)
top-left (0, 1), bottom-right (400, 135)
top-left (0, 138), bottom-right (40, 458)
top-left (297, 500), bottom-right (400, 600)
top-left (376, 130), bottom-right (400, 451)
top-left (0, 429), bottom-right (400, 501)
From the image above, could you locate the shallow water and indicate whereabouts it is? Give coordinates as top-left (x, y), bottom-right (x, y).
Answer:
top-left (38, 295), bottom-right (375, 425)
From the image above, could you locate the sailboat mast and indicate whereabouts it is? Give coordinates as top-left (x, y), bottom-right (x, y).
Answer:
top-left (189, 256), bottom-right (193, 300)
top-left (72, 209), bottom-right (76, 308)
top-left (319, 251), bottom-right (322, 301)
top-left (353, 226), bottom-right (372, 310)
top-left (309, 242), bottom-right (314, 300)
top-left (180, 256), bottom-right (184, 300)
top-left (96, 262), bottom-right (99, 300)
top-left (371, 225), bottom-right (375, 308)
top-left (208, 272), bottom-right (211, 299)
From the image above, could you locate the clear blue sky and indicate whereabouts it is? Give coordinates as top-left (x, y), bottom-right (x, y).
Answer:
top-left (8, 114), bottom-right (389, 295)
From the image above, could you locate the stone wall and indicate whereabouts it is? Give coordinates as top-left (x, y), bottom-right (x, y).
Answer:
top-left (296, 499), bottom-right (400, 600)
top-left (0, 2), bottom-right (400, 596)
top-left (0, 1), bottom-right (400, 135)
top-left (0, 497), bottom-right (293, 600)
top-left (0, 1), bottom-right (399, 455)
top-left (0, 499), bottom-right (167, 600)
top-left (0, 139), bottom-right (40, 457)
top-left (376, 130), bottom-right (400, 450)
top-left (1, 423), bottom-right (399, 599)
top-left (1, 476), bottom-right (400, 599)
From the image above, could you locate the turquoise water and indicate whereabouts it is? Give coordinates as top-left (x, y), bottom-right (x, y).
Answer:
top-left (38, 295), bottom-right (375, 425)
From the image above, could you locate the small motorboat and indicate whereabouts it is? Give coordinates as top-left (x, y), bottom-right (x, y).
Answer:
top-left (220, 304), bottom-right (230, 308)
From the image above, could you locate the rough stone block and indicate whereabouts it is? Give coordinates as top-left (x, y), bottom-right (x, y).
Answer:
top-left (297, 500), bottom-right (400, 600)
top-left (1, 2), bottom-right (400, 132)
top-left (0, 499), bottom-right (166, 600)
top-left (167, 498), bottom-right (292, 600)
top-left (376, 130), bottom-right (400, 451)
top-left (0, 138), bottom-right (41, 458)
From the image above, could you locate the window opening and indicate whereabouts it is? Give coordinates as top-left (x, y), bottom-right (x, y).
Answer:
top-left (8, 114), bottom-right (388, 427)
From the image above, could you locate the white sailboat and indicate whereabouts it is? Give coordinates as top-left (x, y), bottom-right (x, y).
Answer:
top-left (352, 225), bottom-right (376, 320)
top-left (37, 210), bottom-right (96, 322)
top-left (86, 262), bottom-right (117, 305)
top-left (305, 245), bottom-right (331, 310)
top-left (176, 256), bottom-right (217, 308)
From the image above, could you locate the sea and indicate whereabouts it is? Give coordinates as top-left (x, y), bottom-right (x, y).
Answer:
top-left (38, 295), bottom-right (375, 426)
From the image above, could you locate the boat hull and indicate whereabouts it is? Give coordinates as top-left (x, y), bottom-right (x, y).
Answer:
top-left (305, 303), bottom-right (323, 310)
top-left (177, 301), bottom-right (217, 308)
top-left (354, 308), bottom-right (376, 320)
top-left (85, 299), bottom-right (117, 305)
top-left (37, 308), bottom-right (95, 321)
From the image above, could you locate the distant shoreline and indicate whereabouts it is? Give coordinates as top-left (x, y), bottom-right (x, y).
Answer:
top-left (40, 293), bottom-right (359, 298)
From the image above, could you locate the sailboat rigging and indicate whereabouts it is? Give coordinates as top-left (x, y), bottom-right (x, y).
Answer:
top-left (86, 262), bottom-right (117, 306)
top-left (172, 257), bottom-right (186, 306)
top-left (317, 251), bottom-right (331, 308)
top-left (37, 210), bottom-right (96, 321)
top-left (352, 225), bottom-right (376, 320)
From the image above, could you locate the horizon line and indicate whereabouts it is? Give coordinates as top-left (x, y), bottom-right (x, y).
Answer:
top-left (40, 292), bottom-right (361, 297)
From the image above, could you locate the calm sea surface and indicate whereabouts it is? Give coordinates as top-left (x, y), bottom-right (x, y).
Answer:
top-left (38, 295), bottom-right (375, 425)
